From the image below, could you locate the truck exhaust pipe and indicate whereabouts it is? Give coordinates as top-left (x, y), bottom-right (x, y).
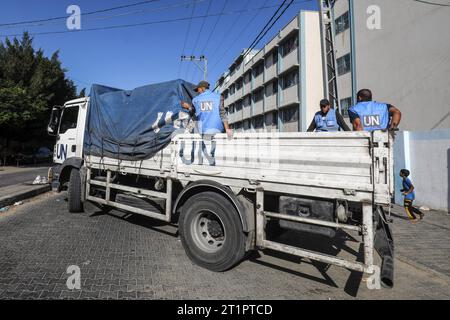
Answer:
top-left (380, 255), bottom-right (394, 288)
top-left (374, 206), bottom-right (395, 288)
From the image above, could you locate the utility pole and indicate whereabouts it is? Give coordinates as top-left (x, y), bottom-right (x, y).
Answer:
top-left (318, 0), bottom-right (340, 111)
top-left (180, 55), bottom-right (208, 81)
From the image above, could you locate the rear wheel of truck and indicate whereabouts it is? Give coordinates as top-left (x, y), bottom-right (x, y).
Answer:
top-left (179, 191), bottom-right (245, 272)
top-left (68, 168), bottom-right (83, 213)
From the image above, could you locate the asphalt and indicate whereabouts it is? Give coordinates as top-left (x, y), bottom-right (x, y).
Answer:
top-left (0, 166), bottom-right (51, 209)
top-left (0, 166), bottom-right (50, 188)
top-left (0, 192), bottom-right (449, 300)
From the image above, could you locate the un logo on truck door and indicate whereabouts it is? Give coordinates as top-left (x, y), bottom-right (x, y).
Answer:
top-left (363, 114), bottom-right (380, 127)
top-left (200, 101), bottom-right (213, 112)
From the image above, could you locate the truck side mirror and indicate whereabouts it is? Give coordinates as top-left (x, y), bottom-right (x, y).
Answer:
top-left (47, 105), bottom-right (61, 136)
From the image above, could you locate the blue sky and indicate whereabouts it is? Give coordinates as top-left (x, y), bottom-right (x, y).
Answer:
top-left (0, 0), bottom-right (317, 93)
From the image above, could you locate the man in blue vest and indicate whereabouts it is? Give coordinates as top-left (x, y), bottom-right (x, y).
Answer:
top-left (348, 89), bottom-right (401, 131)
top-left (307, 99), bottom-right (350, 132)
top-left (181, 80), bottom-right (232, 137)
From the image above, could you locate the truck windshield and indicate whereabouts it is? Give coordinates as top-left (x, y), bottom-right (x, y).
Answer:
top-left (59, 106), bottom-right (79, 134)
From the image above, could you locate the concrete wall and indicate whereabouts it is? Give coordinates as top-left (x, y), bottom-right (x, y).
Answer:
top-left (353, 0), bottom-right (450, 131)
top-left (394, 129), bottom-right (450, 212)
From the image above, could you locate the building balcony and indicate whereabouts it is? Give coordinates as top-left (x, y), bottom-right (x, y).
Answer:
top-left (279, 49), bottom-right (299, 74)
top-left (253, 100), bottom-right (264, 115)
top-left (243, 105), bottom-right (251, 119)
top-left (233, 109), bottom-right (243, 123)
top-left (243, 81), bottom-right (251, 95)
top-left (265, 63), bottom-right (277, 82)
top-left (253, 74), bottom-right (264, 89)
top-left (265, 94), bottom-right (277, 112)
top-left (280, 84), bottom-right (299, 107)
top-left (234, 88), bottom-right (243, 101)
top-left (227, 112), bottom-right (235, 124)
top-left (279, 16), bottom-right (299, 39)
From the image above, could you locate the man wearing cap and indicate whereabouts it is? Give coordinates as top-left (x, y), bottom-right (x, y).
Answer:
top-left (307, 99), bottom-right (350, 132)
top-left (181, 80), bottom-right (232, 138)
top-left (348, 89), bottom-right (401, 131)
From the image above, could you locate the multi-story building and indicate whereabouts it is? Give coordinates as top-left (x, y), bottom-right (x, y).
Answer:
top-left (332, 0), bottom-right (450, 130)
top-left (215, 10), bottom-right (324, 132)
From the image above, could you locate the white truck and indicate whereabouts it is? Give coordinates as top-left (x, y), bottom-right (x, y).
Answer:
top-left (47, 96), bottom-right (395, 288)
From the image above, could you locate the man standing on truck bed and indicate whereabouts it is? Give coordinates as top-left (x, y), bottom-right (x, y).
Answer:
top-left (307, 99), bottom-right (350, 132)
top-left (181, 80), bottom-right (232, 137)
top-left (348, 89), bottom-right (402, 131)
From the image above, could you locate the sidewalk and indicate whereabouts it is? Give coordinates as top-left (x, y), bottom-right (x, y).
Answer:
top-left (388, 204), bottom-right (450, 279)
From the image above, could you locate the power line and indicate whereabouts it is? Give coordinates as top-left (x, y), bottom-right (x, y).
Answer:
top-left (242, 0), bottom-right (295, 62)
top-left (205, 1), bottom-right (251, 75)
top-left (0, 3), bottom-right (301, 38)
top-left (411, 0), bottom-right (450, 6)
top-left (241, 0), bottom-right (289, 61)
top-left (0, 0), bottom-right (208, 30)
top-left (209, 0), bottom-right (271, 74)
top-left (179, 0), bottom-right (198, 79)
top-left (188, 0), bottom-right (213, 81)
top-left (213, 0), bottom-right (300, 91)
top-left (199, 0), bottom-right (229, 56)
top-left (0, 0), bottom-right (161, 27)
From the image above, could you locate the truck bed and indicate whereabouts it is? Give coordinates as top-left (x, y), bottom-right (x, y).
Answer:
top-left (84, 131), bottom-right (393, 205)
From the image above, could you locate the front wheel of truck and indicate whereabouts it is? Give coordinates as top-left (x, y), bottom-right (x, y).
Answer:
top-left (68, 168), bottom-right (83, 213)
top-left (179, 191), bottom-right (246, 272)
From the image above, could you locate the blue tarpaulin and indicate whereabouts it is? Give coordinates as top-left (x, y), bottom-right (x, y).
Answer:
top-left (83, 79), bottom-right (196, 160)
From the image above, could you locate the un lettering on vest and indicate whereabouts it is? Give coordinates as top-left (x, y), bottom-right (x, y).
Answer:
top-left (200, 101), bottom-right (213, 112)
top-left (363, 114), bottom-right (381, 127)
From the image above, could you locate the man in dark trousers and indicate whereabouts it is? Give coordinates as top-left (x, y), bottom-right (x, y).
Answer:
top-left (307, 99), bottom-right (350, 132)
top-left (348, 89), bottom-right (402, 131)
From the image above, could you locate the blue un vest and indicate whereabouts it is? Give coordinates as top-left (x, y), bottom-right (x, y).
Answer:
top-left (314, 108), bottom-right (339, 132)
top-left (349, 101), bottom-right (389, 131)
top-left (192, 90), bottom-right (224, 134)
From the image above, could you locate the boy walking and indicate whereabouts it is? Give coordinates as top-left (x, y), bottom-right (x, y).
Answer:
top-left (399, 169), bottom-right (424, 221)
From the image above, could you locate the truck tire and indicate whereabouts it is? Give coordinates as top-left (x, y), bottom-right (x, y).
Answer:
top-left (179, 191), bottom-right (245, 272)
top-left (68, 168), bottom-right (83, 213)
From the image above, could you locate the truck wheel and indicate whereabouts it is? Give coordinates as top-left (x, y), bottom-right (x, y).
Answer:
top-left (179, 191), bottom-right (245, 272)
top-left (68, 168), bottom-right (83, 213)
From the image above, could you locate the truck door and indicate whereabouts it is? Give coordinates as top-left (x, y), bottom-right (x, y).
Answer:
top-left (54, 104), bottom-right (81, 164)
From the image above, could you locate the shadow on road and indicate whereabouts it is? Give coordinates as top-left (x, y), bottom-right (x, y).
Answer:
top-left (249, 229), bottom-right (365, 297)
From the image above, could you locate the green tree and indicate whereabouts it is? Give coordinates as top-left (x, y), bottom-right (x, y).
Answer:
top-left (0, 32), bottom-right (77, 155)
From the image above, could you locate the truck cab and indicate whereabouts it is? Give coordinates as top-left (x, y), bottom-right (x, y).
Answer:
top-left (47, 97), bottom-right (89, 190)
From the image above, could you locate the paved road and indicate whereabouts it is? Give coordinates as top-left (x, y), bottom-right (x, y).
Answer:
top-left (0, 166), bottom-right (49, 188)
top-left (0, 192), bottom-right (449, 300)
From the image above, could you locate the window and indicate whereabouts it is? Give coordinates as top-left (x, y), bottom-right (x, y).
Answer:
top-left (281, 70), bottom-right (298, 89)
top-left (337, 53), bottom-right (351, 75)
top-left (59, 106), bottom-right (79, 134)
top-left (253, 116), bottom-right (264, 130)
top-left (243, 119), bottom-right (251, 130)
top-left (253, 89), bottom-right (264, 103)
top-left (235, 100), bottom-right (243, 111)
top-left (244, 71), bottom-right (251, 84)
top-left (340, 97), bottom-right (352, 117)
top-left (253, 62), bottom-right (264, 77)
top-left (228, 103), bottom-right (235, 114)
top-left (230, 84), bottom-right (235, 95)
top-left (281, 35), bottom-right (298, 57)
top-left (335, 11), bottom-right (349, 35)
top-left (236, 78), bottom-right (243, 90)
top-left (265, 111), bottom-right (278, 129)
top-left (243, 95), bottom-right (251, 107)
top-left (282, 106), bottom-right (298, 123)
top-left (265, 50), bottom-right (278, 68)
top-left (265, 80), bottom-right (278, 97)
top-left (235, 121), bottom-right (243, 130)
top-left (223, 90), bottom-right (228, 99)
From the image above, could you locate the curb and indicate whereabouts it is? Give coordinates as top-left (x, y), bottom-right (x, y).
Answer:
top-left (0, 184), bottom-right (51, 208)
